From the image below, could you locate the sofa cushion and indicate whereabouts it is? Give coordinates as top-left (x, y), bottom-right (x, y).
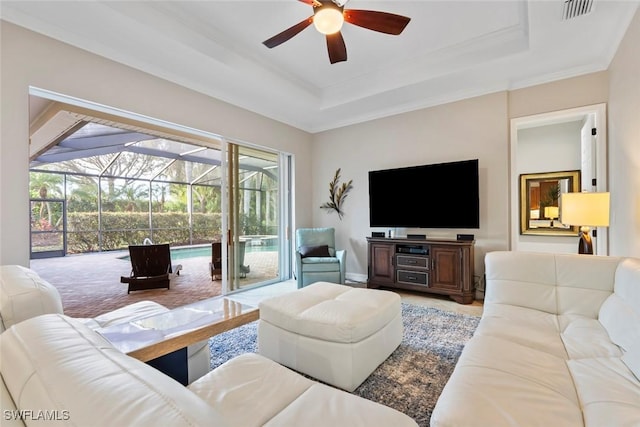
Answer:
top-left (560, 315), bottom-right (623, 359)
top-left (264, 381), bottom-right (417, 427)
top-left (0, 265), bottom-right (63, 330)
top-left (300, 257), bottom-right (341, 272)
top-left (189, 353), bottom-right (417, 427)
top-left (568, 357), bottom-right (640, 427)
top-left (189, 352), bottom-right (314, 427)
top-left (484, 252), bottom-right (563, 313)
top-left (554, 254), bottom-right (619, 318)
top-left (432, 335), bottom-right (583, 427)
top-left (485, 252), bottom-right (620, 316)
top-left (0, 314), bottom-right (225, 427)
top-left (259, 282), bottom-right (400, 343)
top-left (473, 303), bottom-right (567, 358)
top-left (299, 245), bottom-right (330, 258)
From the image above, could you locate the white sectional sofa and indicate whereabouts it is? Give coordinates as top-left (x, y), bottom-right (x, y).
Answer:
top-left (0, 314), bottom-right (418, 427)
top-left (0, 264), bottom-right (210, 384)
top-left (431, 251), bottom-right (640, 427)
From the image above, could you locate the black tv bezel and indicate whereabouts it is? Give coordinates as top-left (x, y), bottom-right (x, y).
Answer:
top-left (368, 159), bottom-right (480, 229)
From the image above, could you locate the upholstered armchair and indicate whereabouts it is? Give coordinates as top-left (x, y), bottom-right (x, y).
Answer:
top-left (295, 227), bottom-right (346, 288)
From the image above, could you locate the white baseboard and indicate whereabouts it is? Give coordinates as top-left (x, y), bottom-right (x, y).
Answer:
top-left (346, 272), bottom-right (368, 284)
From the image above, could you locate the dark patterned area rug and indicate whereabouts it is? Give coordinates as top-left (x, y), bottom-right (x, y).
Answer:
top-left (209, 303), bottom-right (480, 427)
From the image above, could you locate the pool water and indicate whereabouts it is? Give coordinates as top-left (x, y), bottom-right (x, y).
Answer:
top-left (120, 244), bottom-right (277, 261)
top-left (170, 246), bottom-right (211, 260)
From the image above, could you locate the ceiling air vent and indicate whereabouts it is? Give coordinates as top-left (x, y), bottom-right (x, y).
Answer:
top-left (563, 0), bottom-right (594, 20)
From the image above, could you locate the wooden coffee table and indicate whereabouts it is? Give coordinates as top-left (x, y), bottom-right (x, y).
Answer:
top-left (96, 296), bottom-right (258, 383)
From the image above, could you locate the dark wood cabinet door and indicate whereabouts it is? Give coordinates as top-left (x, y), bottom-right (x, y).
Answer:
top-left (430, 245), bottom-right (461, 291)
top-left (369, 242), bottom-right (395, 285)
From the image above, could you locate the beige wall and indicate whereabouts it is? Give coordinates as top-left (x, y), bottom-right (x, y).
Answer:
top-left (0, 21), bottom-right (313, 266)
top-left (508, 72), bottom-right (609, 120)
top-left (608, 8), bottom-right (640, 257)
top-left (312, 92), bottom-right (510, 282)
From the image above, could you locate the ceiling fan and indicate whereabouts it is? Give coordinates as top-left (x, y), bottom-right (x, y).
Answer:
top-left (262, 0), bottom-right (411, 64)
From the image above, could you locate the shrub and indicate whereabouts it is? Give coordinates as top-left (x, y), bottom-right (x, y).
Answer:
top-left (66, 212), bottom-right (222, 253)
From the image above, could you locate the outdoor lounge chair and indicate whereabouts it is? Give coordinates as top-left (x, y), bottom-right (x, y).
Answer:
top-left (120, 244), bottom-right (181, 293)
top-left (209, 242), bottom-right (222, 281)
top-left (208, 241), bottom-right (250, 281)
top-left (238, 240), bottom-right (250, 278)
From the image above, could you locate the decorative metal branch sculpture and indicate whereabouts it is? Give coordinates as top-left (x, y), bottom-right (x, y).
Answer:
top-left (320, 168), bottom-right (353, 219)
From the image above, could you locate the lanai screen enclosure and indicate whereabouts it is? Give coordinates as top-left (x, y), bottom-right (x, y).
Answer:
top-left (30, 121), bottom-right (279, 258)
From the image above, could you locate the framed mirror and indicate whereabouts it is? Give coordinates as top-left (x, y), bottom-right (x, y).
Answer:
top-left (519, 170), bottom-right (581, 235)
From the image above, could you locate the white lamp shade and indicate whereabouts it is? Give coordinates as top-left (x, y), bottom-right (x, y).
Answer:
top-left (544, 206), bottom-right (559, 219)
top-left (560, 192), bottom-right (610, 226)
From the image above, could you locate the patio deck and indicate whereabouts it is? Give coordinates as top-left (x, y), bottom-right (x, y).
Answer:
top-left (29, 249), bottom-right (279, 318)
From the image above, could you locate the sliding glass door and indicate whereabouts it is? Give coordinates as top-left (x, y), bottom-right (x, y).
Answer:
top-left (224, 141), bottom-right (287, 293)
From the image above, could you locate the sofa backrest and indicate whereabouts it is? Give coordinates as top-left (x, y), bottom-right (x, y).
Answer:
top-left (0, 314), bottom-right (227, 427)
top-left (0, 265), bottom-right (63, 332)
top-left (598, 257), bottom-right (640, 353)
top-left (485, 251), bottom-right (621, 317)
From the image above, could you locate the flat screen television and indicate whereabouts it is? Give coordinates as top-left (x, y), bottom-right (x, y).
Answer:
top-left (368, 159), bottom-right (479, 228)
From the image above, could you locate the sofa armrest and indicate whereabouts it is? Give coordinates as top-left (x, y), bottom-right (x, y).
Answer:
top-left (0, 314), bottom-right (225, 426)
top-left (336, 249), bottom-right (346, 284)
top-left (0, 265), bottom-right (64, 329)
top-left (295, 251), bottom-right (303, 288)
top-left (1, 376), bottom-right (23, 427)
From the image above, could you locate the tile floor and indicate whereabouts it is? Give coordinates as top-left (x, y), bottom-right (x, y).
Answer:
top-left (30, 252), bottom-right (483, 318)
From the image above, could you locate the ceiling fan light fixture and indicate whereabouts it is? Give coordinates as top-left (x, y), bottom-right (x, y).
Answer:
top-left (313, 8), bottom-right (344, 34)
top-left (263, 0), bottom-right (411, 64)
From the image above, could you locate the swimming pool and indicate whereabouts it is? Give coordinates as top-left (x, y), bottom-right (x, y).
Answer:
top-left (120, 244), bottom-right (278, 261)
top-left (170, 246), bottom-right (211, 260)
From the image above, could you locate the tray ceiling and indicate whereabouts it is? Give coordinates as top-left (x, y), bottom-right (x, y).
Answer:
top-left (2, 0), bottom-right (638, 133)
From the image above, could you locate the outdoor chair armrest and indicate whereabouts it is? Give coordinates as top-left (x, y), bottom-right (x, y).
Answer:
top-left (120, 274), bottom-right (170, 284)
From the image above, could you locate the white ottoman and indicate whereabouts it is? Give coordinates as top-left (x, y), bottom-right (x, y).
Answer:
top-left (258, 281), bottom-right (403, 391)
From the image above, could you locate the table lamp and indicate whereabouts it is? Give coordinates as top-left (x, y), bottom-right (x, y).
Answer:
top-left (560, 192), bottom-right (610, 255)
top-left (544, 206), bottom-right (559, 227)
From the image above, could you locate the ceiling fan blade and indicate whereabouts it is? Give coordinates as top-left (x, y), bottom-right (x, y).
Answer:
top-left (326, 31), bottom-right (347, 64)
top-left (263, 17), bottom-right (313, 48)
top-left (344, 9), bottom-right (411, 35)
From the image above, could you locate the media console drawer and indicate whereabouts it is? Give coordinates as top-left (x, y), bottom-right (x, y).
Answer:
top-left (397, 269), bottom-right (428, 286)
top-left (396, 255), bottom-right (428, 269)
